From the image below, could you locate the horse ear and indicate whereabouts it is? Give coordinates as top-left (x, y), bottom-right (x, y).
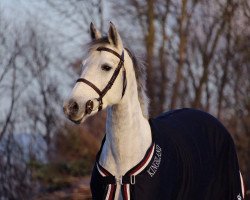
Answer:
top-left (108, 22), bottom-right (122, 47)
top-left (90, 22), bottom-right (101, 40)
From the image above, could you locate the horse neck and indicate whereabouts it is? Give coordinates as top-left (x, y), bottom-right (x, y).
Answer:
top-left (99, 51), bottom-right (152, 176)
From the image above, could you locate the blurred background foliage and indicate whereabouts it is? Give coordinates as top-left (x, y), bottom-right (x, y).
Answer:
top-left (0, 0), bottom-right (249, 199)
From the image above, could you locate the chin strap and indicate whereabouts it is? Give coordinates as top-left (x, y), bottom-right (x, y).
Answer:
top-left (76, 47), bottom-right (126, 115)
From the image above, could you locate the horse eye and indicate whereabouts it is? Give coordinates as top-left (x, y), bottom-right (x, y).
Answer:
top-left (101, 64), bottom-right (112, 71)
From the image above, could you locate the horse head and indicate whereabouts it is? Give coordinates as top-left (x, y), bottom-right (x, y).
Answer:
top-left (63, 22), bottom-right (127, 124)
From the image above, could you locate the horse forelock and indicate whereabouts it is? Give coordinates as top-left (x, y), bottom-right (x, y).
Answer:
top-left (87, 37), bottom-right (149, 119)
top-left (87, 36), bottom-right (110, 50)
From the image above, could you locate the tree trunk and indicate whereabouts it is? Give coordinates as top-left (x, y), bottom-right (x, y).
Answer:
top-left (145, 0), bottom-right (156, 116)
top-left (170, 0), bottom-right (187, 109)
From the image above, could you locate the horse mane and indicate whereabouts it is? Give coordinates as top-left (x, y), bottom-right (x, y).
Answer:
top-left (125, 48), bottom-right (149, 118)
top-left (87, 37), bottom-right (149, 118)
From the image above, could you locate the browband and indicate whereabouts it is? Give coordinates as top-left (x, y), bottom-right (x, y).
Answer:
top-left (96, 47), bottom-right (124, 61)
top-left (76, 47), bottom-right (126, 115)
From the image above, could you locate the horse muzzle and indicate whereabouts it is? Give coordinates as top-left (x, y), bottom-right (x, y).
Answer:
top-left (63, 98), bottom-right (101, 124)
top-left (63, 99), bottom-right (84, 123)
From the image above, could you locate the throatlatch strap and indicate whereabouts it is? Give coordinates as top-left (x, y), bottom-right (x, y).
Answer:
top-left (122, 68), bottom-right (127, 97)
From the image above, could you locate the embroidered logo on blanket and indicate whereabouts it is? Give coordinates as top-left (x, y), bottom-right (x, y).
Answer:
top-left (147, 144), bottom-right (162, 177)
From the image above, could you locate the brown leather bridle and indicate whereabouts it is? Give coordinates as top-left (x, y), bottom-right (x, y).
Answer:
top-left (76, 47), bottom-right (127, 115)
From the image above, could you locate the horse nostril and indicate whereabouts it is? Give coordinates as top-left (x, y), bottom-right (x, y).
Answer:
top-left (69, 101), bottom-right (79, 114)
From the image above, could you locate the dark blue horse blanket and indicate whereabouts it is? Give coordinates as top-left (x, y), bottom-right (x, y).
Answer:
top-left (90, 108), bottom-right (244, 200)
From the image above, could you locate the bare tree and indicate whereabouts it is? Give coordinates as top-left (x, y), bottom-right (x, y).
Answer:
top-left (0, 14), bottom-right (34, 199)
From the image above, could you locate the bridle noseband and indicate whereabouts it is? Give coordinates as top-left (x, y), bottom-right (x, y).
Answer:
top-left (76, 47), bottom-right (127, 115)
